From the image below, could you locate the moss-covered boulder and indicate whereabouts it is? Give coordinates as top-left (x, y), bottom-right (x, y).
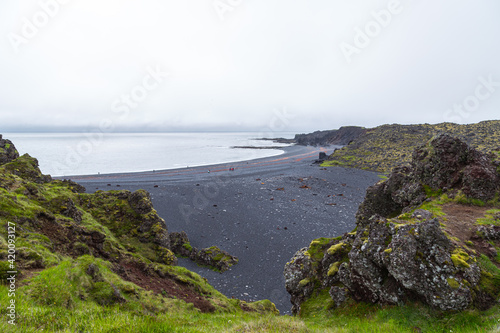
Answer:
top-left (169, 231), bottom-right (193, 257)
top-left (0, 134), bottom-right (19, 166)
top-left (0, 154), bottom-right (51, 184)
top-left (286, 134), bottom-right (500, 315)
top-left (192, 246), bottom-right (239, 273)
top-left (356, 134), bottom-right (500, 227)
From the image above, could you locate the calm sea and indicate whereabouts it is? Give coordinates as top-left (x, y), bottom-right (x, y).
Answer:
top-left (3, 132), bottom-right (295, 177)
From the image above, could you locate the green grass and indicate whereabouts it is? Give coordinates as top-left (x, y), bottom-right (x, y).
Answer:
top-left (477, 209), bottom-right (500, 226)
top-left (0, 255), bottom-right (282, 332)
top-left (2, 282), bottom-right (500, 333)
top-left (297, 289), bottom-right (500, 333)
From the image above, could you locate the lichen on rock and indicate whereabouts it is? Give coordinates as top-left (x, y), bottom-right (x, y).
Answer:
top-left (285, 134), bottom-right (500, 314)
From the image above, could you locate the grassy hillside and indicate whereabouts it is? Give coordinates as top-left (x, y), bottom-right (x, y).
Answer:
top-left (322, 120), bottom-right (500, 173)
top-left (3, 136), bottom-right (500, 332)
top-left (0, 153), bottom-right (283, 332)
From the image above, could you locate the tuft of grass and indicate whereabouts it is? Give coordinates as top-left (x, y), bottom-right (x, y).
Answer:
top-left (297, 288), bottom-right (500, 333)
top-left (477, 209), bottom-right (500, 226)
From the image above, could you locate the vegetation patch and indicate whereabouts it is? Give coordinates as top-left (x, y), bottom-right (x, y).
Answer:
top-left (322, 121), bottom-right (500, 173)
top-left (305, 237), bottom-right (334, 261)
top-left (451, 248), bottom-right (471, 269)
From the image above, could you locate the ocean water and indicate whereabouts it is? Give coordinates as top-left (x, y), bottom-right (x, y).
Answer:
top-left (3, 132), bottom-right (295, 177)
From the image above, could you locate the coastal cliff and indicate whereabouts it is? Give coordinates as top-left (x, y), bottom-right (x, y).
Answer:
top-left (0, 137), bottom-right (277, 331)
top-left (294, 126), bottom-right (366, 146)
top-left (285, 134), bottom-right (500, 316)
top-left (322, 120), bottom-right (500, 173)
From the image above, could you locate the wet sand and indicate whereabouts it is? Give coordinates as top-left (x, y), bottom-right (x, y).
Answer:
top-left (68, 145), bottom-right (380, 314)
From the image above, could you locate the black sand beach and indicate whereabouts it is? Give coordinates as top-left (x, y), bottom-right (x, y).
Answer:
top-left (68, 145), bottom-right (380, 314)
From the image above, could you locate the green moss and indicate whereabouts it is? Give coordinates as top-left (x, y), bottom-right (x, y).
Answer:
top-left (91, 281), bottom-right (119, 305)
top-left (73, 242), bottom-right (90, 255)
top-left (327, 243), bottom-right (345, 256)
top-left (397, 213), bottom-right (412, 220)
top-left (447, 278), bottom-right (460, 289)
top-left (182, 243), bottom-right (193, 252)
top-left (157, 247), bottom-right (176, 265)
top-left (299, 278), bottom-right (311, 288)
top-left (423, 185), bottom-right (442, 198)
top-left (327, 262), bottom-right (341, 277)
top-left (384, 248), bottom-right (393, 254)
top-left (418, 200), bottom-right (446, 217)
top-left (299, 288), bottom-right (333, 317)
top-left (478, 255), bottom-right (500, 297)
top-left (451, 248), bottom-right (470, 269)
top-left (0, 260), bottom-right (17, 281)
top-left (305, 237), bottom-right (334, 261)
top-left (244, 299), bottom-right (279, 315)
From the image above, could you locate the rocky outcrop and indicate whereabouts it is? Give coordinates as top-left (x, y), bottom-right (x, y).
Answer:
top-left (324, 120), bottom-right (500, 173)
top-left (0, 134), bottom-right (19, 166)
top-left (357, 134), bottom-right (500, 226)
top-left (0, 154), bottom-right (51, 184)
top-left (194, 246), bottom-right (239, 273)
top-left (169, 232), bottom-right (238, 272)
top-left (285, 215), bottom-right (482, 314)
top-left (412, 134), bottom-right (499, 201)
top-left (285, 134), bottom-right (500, 314)
top-left (295, 126), bottom-right (366, 146)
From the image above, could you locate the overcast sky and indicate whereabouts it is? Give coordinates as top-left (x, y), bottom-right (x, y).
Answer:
top-left (1, 0), bottom-right (499, 133)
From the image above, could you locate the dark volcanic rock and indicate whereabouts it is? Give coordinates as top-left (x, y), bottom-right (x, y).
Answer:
top-left (169, 231), bottom-right (193, 257)
top-left (475, 225), bottom-right (500, 240)
top-left (192, 246), bottom-right (239, 273)
top-left (169, 232), bottom-right (238, 273)
top-left (128, 189), bottom-right (154, 214)
top-left (284, 248), bottom-right (316, 314)
top-left (0, 135), bottom-right (19, 166)
top-left (285, 216), bottom-right (481, 314)
top-left (49, 196), bottom-right (83, 223)
top-left (285, 134), bottom-right (498, 314)
top-left (0, 154), bottom-right (52, 184)
top-left (412, 134), bottom-right (499, 201)
top-left (357, 134), bottom-right (500, 226)
top-left (295, 126), bottom-right (366, 146)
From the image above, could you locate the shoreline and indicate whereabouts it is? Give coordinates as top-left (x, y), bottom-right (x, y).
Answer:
top-left (64, 144), bottom-right (330, 182)
top-left (70, 144), bottom-right (380, 314)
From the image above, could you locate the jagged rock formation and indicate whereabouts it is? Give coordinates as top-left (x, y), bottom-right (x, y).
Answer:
top-left (294, 126), bottom-right (366, 146)
top-left (357, 134), bottom-right (500, 226)
top-left (285, 134), bottom-right (500, 314)
top-left (261, 126), bottom-right (366, 147)
top-left (0, 134), bottom-right (19, 165)
top-left (169, 232), bottom-right (238, 272)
